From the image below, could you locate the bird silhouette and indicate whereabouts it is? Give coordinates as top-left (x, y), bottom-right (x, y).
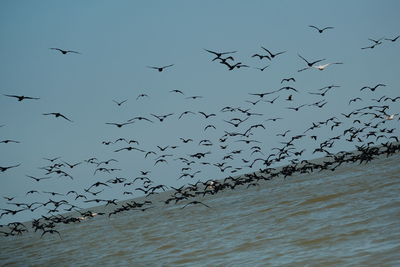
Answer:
top-left (147, 64), bottom-right (174, 72)
top-left (360, 84), bottom-right (386, 92)
top-left (181, 201), bottom-right (211, 209)
top-left (43, 112), bottom-right (73, 122)
top-left (50, 48), bottom-right (81, 55)
top-left (113, 99), bottom-right (128, 106)
top-left (0, 164), bottom-right (21, 172)
top-left (308, 25), bottom-right (334, 33)
top-left (0, 139), bottom-right (20, 144)
top-left (26, 175), bottom-right (51, 182)
top-left (297, 54), bottom-right (325, 71)
top-left (105, 122), bottom-right (134, 128)
top-left (198, 111), bottom-right (216, 119)
top-left (281, 77), bottom-right (296, 83)
top-left (384, 35), bottom-right (400, 42)
top-left (204, 49), bottom-right (237, 61)
top-left (3, 94), bottom-right (40, 101)
top-left (253, 65), bottom-right (269, 71)
top-left (151, 113), bottom-right (174, 122)
top-left (261, 47), bottom-right (286, 59)
top-left (312, 62), bottom-right (343, 71)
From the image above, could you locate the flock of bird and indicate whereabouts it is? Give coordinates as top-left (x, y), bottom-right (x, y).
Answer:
top-left (1, 25), bottom-right (399, 239)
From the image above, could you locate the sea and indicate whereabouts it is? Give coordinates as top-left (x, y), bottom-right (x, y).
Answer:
top-left (1, 152), bottom-right (399, 266)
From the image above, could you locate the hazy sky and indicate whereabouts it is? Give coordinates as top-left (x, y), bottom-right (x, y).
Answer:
top-left (1, 0), bottom-right (399, 223)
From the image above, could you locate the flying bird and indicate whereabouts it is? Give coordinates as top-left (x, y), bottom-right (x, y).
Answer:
top-left (50, 48), bottom-right (81, 55)
top-left (308, 25), bottom-right (334, 33)
top-left (0, 139), bottom-right (20, 144)
top-left (181, 201), bottom-right (211, 209)
top-left (261, 47), bottom-right (286, 59)
top-left (3, 95), bottom-right (40, 101)
top-left (281, 77), bottom-right (296, 83)
top-left (147, 64), bottom-right (174, 72)
top-left (43, 113), bottom-right (73, 122)
top-left (0, 164), bottom-right (21, 172)
top-left (384, 35), bottom-right (400, 42)
top-left (253, 65), bottom-right (269, 71)
top-left (105, 122), bottom-right (133, 128)
top-left (170, 89), bottom-right (184, 95)
top-left (312, 62), bottom-right (343, 71)
top-left (349, 97), bottom-right (362, 105)
top-left (360, 84), bottom-right (386, 92)
top-left (151, 113), bottom-right (174, 122)
top-left (113, 99), bottom-right (128, 106)
top-left (297, 54), bottom-right (325, 71)
top-left (204, 49), bottom-right (237, 61)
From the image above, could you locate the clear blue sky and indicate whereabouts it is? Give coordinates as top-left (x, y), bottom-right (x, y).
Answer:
top-left (1, 0), bottom-right (399, 223)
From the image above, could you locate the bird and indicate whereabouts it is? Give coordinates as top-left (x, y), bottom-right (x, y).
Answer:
top-left (50, 48), bottom-right (81, 55)
top-left (368, 38), bottom-right (384, 44)
top-left (26, 175), bottom-right (51, 182)
top-left (181, 201), bottom-right (211, 209)
top-left (179, 111), bottom-right (195, 119)
top-left (204, 125), bottom-right (216, 131)
top-left (3, 94), bottom-right (40, 101)
top-left (170, 89), bottom-right (184, 95)
top-left (360, 84), bottom-right (386, 92)
top-left (297, 54), bottom-right (325, 71)
top-left (312, 62), bottom-right (343, 70)
top-left (308, 25), bottom-right (334, 33)
top-left (43, 157), bottom-right (60, 162)
top-left (151, 113), bottom-right (174, 122)
top-left (385, 114), bottom-right (396, 120)
top-left (281, 77), bottom-right (296, 83)
top-left (287, 104), bottom-right (307, 111)
top-left (62, 161), bottom-right (82, 168)
top-left (253, 65), bottom-right (269, 71)
top-left (147, 64), bottom-right (174, 72)
top-left (221, 61), bottom-right (249, 71)
top-left (136, 94), bottom-right (149, 100)
top-left (276, 130), bottom-right (291, 137)
top-left (264, 96), bottom-right (279, 104)
top-left (186, 96), bottom-right (203, 100)
top-left (251, 54), bottom-right (271, 60)
top-left (361, 39), bottom-right (383, 49)
top-left (0, 139), bottom-right (20, 144)
top-left (349, 97), bottom-right (362, 105)
top-left (0, 164), bottom-right (21, 172)
top-left (198, 111), bottom-right (216, 119)
top-left (261, 47), bottom-right (286, 59)
top-left (384, 35), bottom-right (400, 42)
top-left (384, 96), bottom-right (400, 102)
top-left (41, 229), bottom-right (62, 239)
top-left (113, 99), bottom-right (128, 106)
top-left (180, 138), bottom-right (193, 143)
top-left (128, 116), bottom-right (153, 123)
top-left (204, 49), bottom-right (237, 61)
top-left (43, 112), bottom-right (73, 122)
top-left (114, 146), bottom-right (145, 153)
top-left (105, 122), bottom-right (134, 128)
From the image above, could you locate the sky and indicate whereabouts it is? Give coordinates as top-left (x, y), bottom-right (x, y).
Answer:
top-left (0, 0), bottom-right (399, 224)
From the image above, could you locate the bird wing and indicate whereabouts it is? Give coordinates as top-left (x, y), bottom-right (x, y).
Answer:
top-left (297, 54), bottom-right (310, 64)
top-left (261, 46), bottom-right (273, 56)
top-left (59, 114), bottom-right (73, 122)
top-left (308, 25), bottom-right (320, 31)
top-left (162, 64), bottom-right (174, 69)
